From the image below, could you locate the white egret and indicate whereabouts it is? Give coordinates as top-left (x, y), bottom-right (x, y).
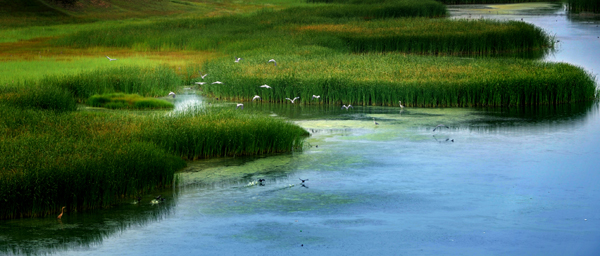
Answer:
top-left (433, 124), bottom-right (449, 132)
top-left (200, 73), bottom-right (208, 79)
top-left (212, 81), bottom-right (223, 84)
top-left (195, 82), bottom-right (206, 85)
top-left (234, 57), bottom-right (242, 63)
top-left (260, 84), bottom-right (271, 89)
top-left (105, 56), bottom-right (117, 61)
top-left (399, 101), bottom-right (404, 108)
top-left (236, 103), bottom-right (244, 109)
top-left (285, 97), bottom-right (300, 103)
top-left (268, 59), bottom-right (277, 66)
top-left (168, 92), bottom-right (176, 98)
top-left (252, 95), bottom-right (262, 101)
top-left (341, 105), bottom-right (353, 110)
top-left (312, 95), bottom-right (321, 100)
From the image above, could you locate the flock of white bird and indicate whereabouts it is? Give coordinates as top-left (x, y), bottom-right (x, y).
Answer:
top-left (108, 55), bottom-right (448, 130)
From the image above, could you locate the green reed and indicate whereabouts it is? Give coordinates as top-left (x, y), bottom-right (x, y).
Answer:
top-left (567, 0), bottom-right (600, 13)
top-left (200, 53), bottom-right (597, 107)
top-left (0, 103), bottom-right (309, 219)
top-left (36, 65), bottom-right (182, 101)
top-left (300, 18), bottom-right (553, 56)
top-left (0, 84), bottom-right (77, 112)
top-left (87, 93), bottom-right (174, 109)
top-left (52, 1), bottom-right (446, 53)
top-left (436, 0), bottom-right (559, 4)
top-left (139, 107), bottom-right (309, 160)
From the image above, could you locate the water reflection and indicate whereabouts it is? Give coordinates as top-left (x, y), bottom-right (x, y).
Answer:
top-left (0, 196), bottom-right (176, 255)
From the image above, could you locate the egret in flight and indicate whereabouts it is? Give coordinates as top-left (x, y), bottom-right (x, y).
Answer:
top-left (199, 72), bottom-right (208, 79)
top-left (260, 84), bottom-right (271, 89)
top-left (195, 82), bottom-right (206, 85)
top-left (433, 124), bottom-right (449, 132)
top-left (252, 95), bottom-right (262, 101)
top-left (341, 105), bottom-right (353, 110)
top-left (236, 103), bottom-right (244, 109)
top-left (268, 59), bottom-right (277, 66)
top-left (285, 97), bottom-right (300, 103)
top-left (234, 57), bottom-right (242, 63)
top-left (168, 92), bottom-right (176, 98)
top-left (212, 81), bottom-right (223, 84)
top-left (312, 95), bottom-right (321, 100)
top-left (105, 56), bottom-right (117, 61)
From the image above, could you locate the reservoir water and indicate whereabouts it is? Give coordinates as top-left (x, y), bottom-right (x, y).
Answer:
top-left (1, 3), bottom-right (599, 255)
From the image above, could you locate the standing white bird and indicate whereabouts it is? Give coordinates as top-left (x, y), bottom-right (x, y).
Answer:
top-left (105, 56), bottom-right (117, 61)
top-left (252, 95), bottom-right (262, 101)
top-left (433, 124), bottom-right (449, 132)
top-left (399, 101), bottom-right (404, 108)
top-left (341, 105), bottom-right (353, 110)
top-left (268, 59), bottom-right (277, 66)
top-left (312, 95), bottom-right (321, 100)
top-left (168, 92), bottom-right (176, 98)
top-left (373, 118), bottom-right (379, 125)
top-left (285, 97), bottom-right (300, 103)
top-left (236, 103), bottom-right (244, 109)
top-left (212, 81), bottom-right (223, 84)
top-left (260, 85), bottom-right (271, 89)
top-left (234, 57), bottom-right (242, 63)
top-left (195, 82), bottom-right (206, 85)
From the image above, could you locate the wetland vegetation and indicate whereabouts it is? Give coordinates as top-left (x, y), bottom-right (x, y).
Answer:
top-left (0, 0), bottom-right (597, 220)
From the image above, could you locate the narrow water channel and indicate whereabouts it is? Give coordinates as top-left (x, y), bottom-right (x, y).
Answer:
top-left (2, 3), bottom-right (599, 256)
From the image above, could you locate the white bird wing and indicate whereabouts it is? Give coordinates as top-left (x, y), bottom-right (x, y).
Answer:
top-left (285, 98), bottom-right (292, 101)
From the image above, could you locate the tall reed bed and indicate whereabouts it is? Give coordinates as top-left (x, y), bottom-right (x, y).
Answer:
top-left (139, 107), bottom-right (309, 160)
top-left (0, 106), bottom-right (185, 219)
top-left (0, 104), bottom-right (308, 219)
top-left (298, 18), bottom-right (553, 56)
top-left (52, 1), bottom-right (446, 53)
top-left (437, 0), bottom-right (559, 4)
top-left (200, 53), bottom-right (597, 107)
top-left (37, 65), bottom-right (181, 101)
top-left (567, 0), bottom-right (600, 13)
top-left (0, 84), bottom-right (77, 112)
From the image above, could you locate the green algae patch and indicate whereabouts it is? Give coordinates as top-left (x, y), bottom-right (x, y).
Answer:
top-left (201, 190), bottom-right (357, 216)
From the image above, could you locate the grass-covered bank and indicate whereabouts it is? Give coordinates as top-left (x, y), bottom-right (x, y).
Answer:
top-left (87, 93), bottom-right (174, 109)
top-left (0, 105), bottom-right (308, 219)
top-left (50, 1), bottom-right (554, 57)
top-left (200, 54), bottom-right (597, 107)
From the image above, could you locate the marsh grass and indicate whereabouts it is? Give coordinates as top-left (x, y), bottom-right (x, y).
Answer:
top-left (201, 53), bottom-right (597, 107)
top-left (38, 65), bottom-right (182, 101)
top-left (0, 84), bottom-right (77, 112)
top-left (87, 93), bottom-right (174, 109)
top-left (0, 105), bottom-right (308, 219)
top-left (567, 0), bottom-right (600, 13)
top-left (437, 0), bottom-right (559, 4)
top-left (299, 18), bottom-right (553, 56)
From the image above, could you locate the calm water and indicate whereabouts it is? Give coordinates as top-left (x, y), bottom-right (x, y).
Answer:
top-left (2, 3), bottom-right (600, 256)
